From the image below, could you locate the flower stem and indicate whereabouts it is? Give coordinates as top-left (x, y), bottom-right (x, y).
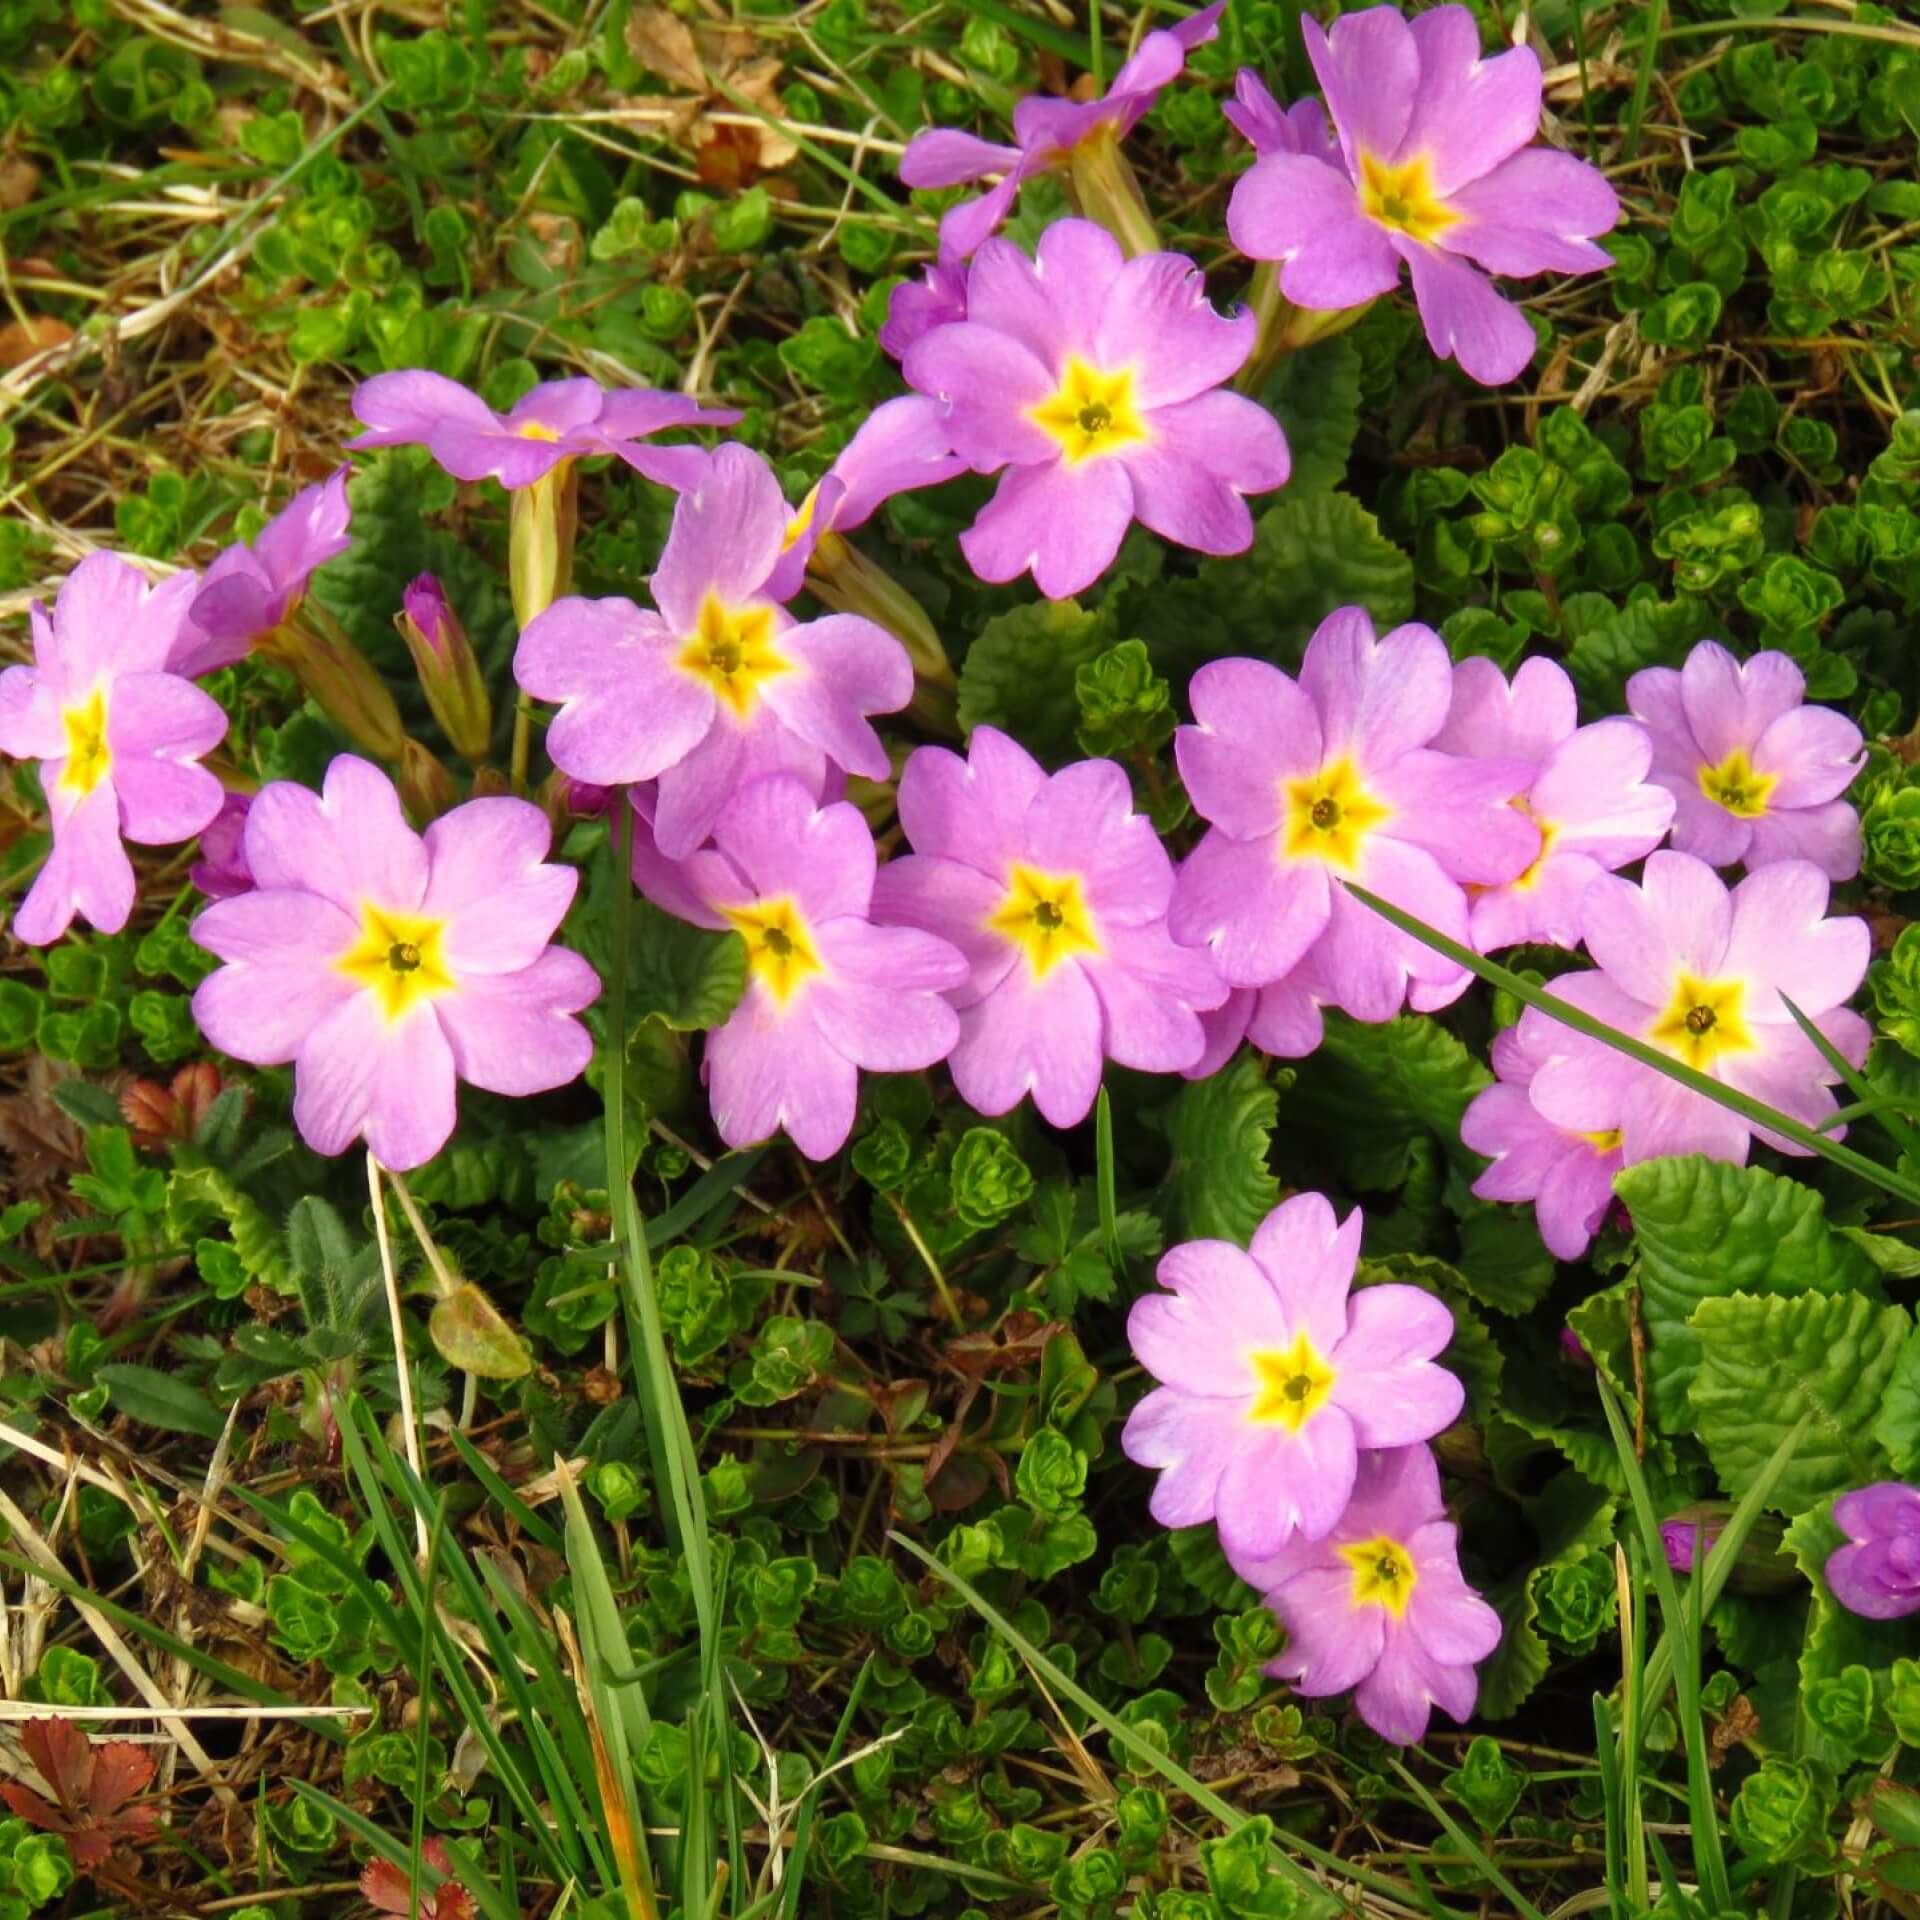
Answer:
top-left (1066, 124), bottom-right (1161, 259)
top-left (509, 461), bottom-right (579, 794)
top-left (808, 533), bottom-right (960, 736)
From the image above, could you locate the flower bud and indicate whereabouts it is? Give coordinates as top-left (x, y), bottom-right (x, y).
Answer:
top-left (190, 791), bottom-right (253, 900)
top-left (396, 738), bottom-right (459, 824)
top-left (509, 461), bottom-right (579, 630)
top-left (258, 604), bottom-right (406, 763)
top-left (807, 533), bottom-right (958, 736)
top-left (1659, 1502), bottom-right (1795, 1594)
top-left (396, 574), bottom-right (493, 763)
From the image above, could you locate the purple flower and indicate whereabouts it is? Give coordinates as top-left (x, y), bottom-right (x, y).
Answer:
top-left (1660, 1513), bottom-right (1722, 1575)
top-left (1433, 656), bottom-right (1673, 951)
top-left (1182, 952), bottom-right (1337, 1076)
top-left (632, 775), bottom-right (966, 1159)
top-left (1826, 1484), bottom-right (1920, 1621)
top-left (1123, 1191), bottom-right (1463, 1559)
top-left (1520, 851), bottom-right (1870, 1166)
top-left (347, 371), bottom-right (740, 493)
top-left (1627, 641), bottom-right (1864, 880)
top-left (871, 727), bottom-right (1226, 1127)
top-left (513, 445), bottom-right (913, 857)
top-left (1226, 4), bottom-right (1619, 386)
top-left (179, 469), bottom-right (353, 676)
top-left (901, 219), bottom-right (1290, 599)
top-left (881, 245), bottom-right (970, 360)
top-left (190, 755), bottom-right (598, 1171)
top-left (1223, 69), bottom-right (1338, 162)
top-left (1229, 1443), bottom-right (1502, 1745)
top-left (0, 554), bottom-right (226, 944)
top-left (1461, 1016), bottom-right (1624, 1261)
top-left (190, 791), bottom-right (254, 901)
top-left (898, 2), bottom-right (1225, 259)
top-left (1169, 609), bottom-right (1540, 1038)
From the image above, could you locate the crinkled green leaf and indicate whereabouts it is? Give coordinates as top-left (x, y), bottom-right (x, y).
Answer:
top-left (1619, 1156), bottom-right (1875, 1428)
top-left (1873, 1322), bottom-right (1920, 1475)
top-left (1157, 1052), bottom-right (1282, 1244)
top-left (957, 597), bottom-right (1118, 764)
top-left (1358, 1253), bottom-right (1502, 1420)
top-left (1690, 1290), bottom-right (1908, 1514)
top-left (1454, 1205), bottom-right (1558, 1315)
top-left (1259, 337), bottom-right (1362, 495)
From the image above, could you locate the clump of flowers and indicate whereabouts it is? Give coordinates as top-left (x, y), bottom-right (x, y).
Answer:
top-left (1169, 608), bottom-right (1540, 1049)
top-left (1226, 3), bottom-right (1619, 383)
top-left (514, 444), bottom-right (913, 856)
top-left (190, 755), bottom-right (598, 1171)
top-left (873, 726), bottom-right (1226, 1126)
top-left (1512, 851), bottom-right (1869, 1167)
top-left (1228, 1442), bottom-right (1502, 1744)
top-left (901, 218), bottom-right (1290, 598)
top-left (1122, 1192), bottom-right (1463, 1560)
top-left (1628, 640), bottom-right (1865, 880)
top-left (0, 554), bottom-right (227, 944)
top-left (1826, 1483), bottom-right (1920, 1621)
top-left (630, 775), bottom-right (966, 1159)
top-left (1433, 655), bottom-right (1673, 951)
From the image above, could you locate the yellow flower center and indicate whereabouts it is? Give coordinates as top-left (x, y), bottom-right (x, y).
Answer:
top-left (1697, 748), bottom-right (1776, 820)
top-left (1028, 357), bottom-right (1150, 465)
top-left (722, 896), bottom-right (822, 1004)
top-left (1507, 808), bottom-right (1557, 891)
top-left (337, 903), bottom-right (457, 1023)
top-left (1247, 1331), bottom-right (1338, 1431)
top-left (1582, 1127), bottom-right (1625, 1154)
top-left (58, 689), bottom-right (112, 796)
top-left (518, 420), bottom-right (562, 442)
top-left (1282, 758), bottom-right (1392, 872)
top-left (1357, 150), bottom-right (1459, 245)
top-left (1647, 972), bottom-right (1755, 1071)
top-left (677, 594), bottom-right (791, 719)
top-left (1340, 1535), bottom-right (1419, 1617)
top-left (782, 484), bottom-right (822, 552)
top-left (987, 864), bottom-right (1101, 978)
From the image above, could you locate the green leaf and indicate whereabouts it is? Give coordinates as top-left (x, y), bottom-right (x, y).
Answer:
top-left (1785, 1505), bottom-right (1910, 1768)
top-left (1259, 337), bottom-right (1362, 495)
top-left (957, 597), bottom-right (1118, 764)
top-left (1453, 1206), bottom-right (1558, 1315)
top-left (95, 1363), bottom-right (226, 1438)
top-left (1157, 1052), bottom-right (1282, 1243)
top-left (626, 894), bottom-right (746, 1032)
top-left (1690, 1291), bottom-right (1909, 1514)
top-left (428, 1282), bottom-right (534, 1380)
top-left (1873, 1323), bottom-right (1920, 1475)
top-left (1618, 1156), bottom-right (1875, 1427)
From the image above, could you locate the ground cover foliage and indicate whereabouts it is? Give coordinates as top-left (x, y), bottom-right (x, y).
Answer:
top-left (4, 2), bottom-right (1920, 1918)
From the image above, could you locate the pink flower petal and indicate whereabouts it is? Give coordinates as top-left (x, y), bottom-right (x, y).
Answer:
top-left (12, 781), bottom-right (134, 943)
top-left (1300, 611), bottom-right (1453, 773)
top-left (1247, 1190), bottom-right (1359, 1356)
top-left (1169, 827), bottom-right (1334, 990)
top-left (960, 457), bottom-right (1134, 600)
top-left (1397, 236), bottom-right (1538, 385)
top-left (1094, 251), bottom-right (1255, 410)
top-left (650, 445), bottom-right (790, 630)
top-left (1178, 656), bottom-right (1323, 840)
top-left (245, 755), bottom-right (429, 915)
top-left (1397, 8), bottom-right (1542, 195)
top-left (434, 952), bottom-right (598, 1097)
top-left (1021, 757), bottom-right (1174, 925)
top-left (948, 958), bottom-right (1105, 1126)
top-left (421, 797), bottom-right (576, 975)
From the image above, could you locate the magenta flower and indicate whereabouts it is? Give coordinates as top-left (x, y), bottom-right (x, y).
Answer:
top-left (1122, 1192), bottom-right (1462, 1559)
top-left (881, 245), bottom-right (969, 360)
top-left (190, 755), bottom-right (598, 1171)
top-left (0, 554), bottom-right (226, 944)
top-left (901, 219), bottom-right (1289, 599)
top-left (1660, 1514), bottom-right (1721, 1575)
top-left (1627, 641), bottom-right (1864, 880)
top-left (1169, 609), bottom-right (1540, 1030)
top-left (899, 2), bottom-right (1225, 259)
top-left (347, 371), bottom-right (740, 492)
top-left (1521, 851), bottom-right (1870, 1166)
top-left (1226, 4), bottom-right (1619, 386)
top-left (1460, 1016), bottom-right (1624, 1261)
top-left (1223, 69), bottom-right (1337, 162)
top-left (513, 445), bottom-right (913, 857)
top-left (1433, 656), bottom-right (1673, 951)
top-left (178, 469), bottom-right (353, 676)
top-left (1826, 1484), bottom-right (1920, 1621)
top-left (1228, 1443), bottom-right (1502, 1745)
top-left (632, 776), bottom-right (966, 1159)
top-left (190, 791), bottom-right (254, 901)
top-left (871, 727), bottom-right (1226, 1127)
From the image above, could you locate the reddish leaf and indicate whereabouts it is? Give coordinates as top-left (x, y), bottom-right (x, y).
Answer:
top-left (0, 1718), bottom-right (158, 1867)
top-left (360, 1838), bottom-right (475, 1920)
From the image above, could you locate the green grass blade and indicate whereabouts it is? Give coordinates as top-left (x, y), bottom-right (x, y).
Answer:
top-left (1095, 1084), bottom-right (1124, 1272)
top-left (1382, 1759), bottom-right (1550, 1920)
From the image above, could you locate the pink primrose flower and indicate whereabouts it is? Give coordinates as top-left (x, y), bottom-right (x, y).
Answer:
top-left (1627, 640), bottom-right (1863, 880)
top-left (178, 468), bottom-right (353, 676)
top-left (0, 553), bottom-right (226, 943)
top-left (1122, 1190), bottom-right (1463, 1560)
top-left (513, 444), bottom-right (913, 857)
top-left (1433, 655), bottom-right (1673, 950)
top-left (1519, 850), bottom-right (1870, 1167)
top-left (898, 2), bottom-right (1225, 259)
top-left (901, 219), bottom-right (1289, 599)
top-left (632, 775), bottom-right (967, 1160)
top-left (347, 371), bottom-right (740, 492)
top-left (190, 755), bottom-right (598, 1171)
top-left (871, 726), bottom-right (1226, 1128)
top-left (1826, 1484), bottom-right (1920, 1621)
top-left (1460, 1015), bottom-right (1624, 1261)
top-left (1226, 4), bottom-right (1618, 385)
top-left (1229, 1442), bottom-right (1502, 1745)
top-left (190, 791), bottom-right (255, 902)
top-left (1223, 69), bottom-right (1338, 162)
top-left (1169, 608), bottom-right (1540, 1037)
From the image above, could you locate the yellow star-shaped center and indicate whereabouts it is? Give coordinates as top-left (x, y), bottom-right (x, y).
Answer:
top-left (1697, 748), bottom-right (1776, 821)
top-left (1340, 1534), bottom-right (1419, 1617)
top-left (1247, 1332), bottom-right (1338, 1432)
top-left (1027, 357), bottom-right (1150, 466)
top-left (677, 594), bottom-right (791, 719)
top-left (1282, 758), bottom-right (1392, 872)
top-left (986, 864), bottom-right (1102, 979)
top-left (1357, 150), bottom-right (1459, 245)
top-left (1647, 971), bottom-right (1755, 1071)
top-left (722, 896), bottom-right (823, 1004)
top-left (58, 689), bottom-right (112, 796)
top-left (337, 903), bottom-right (457, 1022)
